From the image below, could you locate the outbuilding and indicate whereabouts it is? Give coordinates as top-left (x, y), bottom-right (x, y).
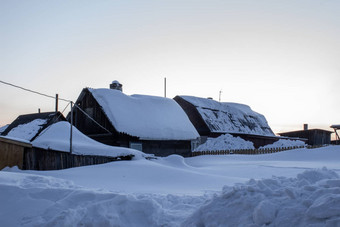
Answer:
top-left (278, 125), bottom-right (332, 146)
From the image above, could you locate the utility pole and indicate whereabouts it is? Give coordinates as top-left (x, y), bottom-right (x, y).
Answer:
top-left (164, 77), bottom-right (167, 98)
top-left (55, 94), bottom-right (59, 112)
top-left (219, 90), bottom-right (222, 102)
top-left (70, 101), bottom-right (73, 154)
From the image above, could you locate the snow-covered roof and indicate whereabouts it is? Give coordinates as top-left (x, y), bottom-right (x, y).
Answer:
top-left (32, 121), bottom-right (144, 158)
top-left (88, 88), bottom-right (199, 140)
top-left (180, 96), bottom-right (274, 136)
top-left (1, 112), bottom-right (65, 141)
top-left (5, 119), bottom-right (48, 141)
top-left (0, 124), bottom-right (9, 134)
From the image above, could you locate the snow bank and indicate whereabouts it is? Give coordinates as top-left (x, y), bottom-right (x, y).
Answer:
top-left (2, 167), bottom-right (340, 226)
top-left (89, 89), bottom-right (199, 140)
top-left (6, 119), bottom-right (47, 141)
top-left (32, 121), bottom-right (144, 159)
top-left (183, 168), bottom-right (340, 226)
top-left (0, 170), bottom-right (206, 227)
top-left (180, 96), bottom-right (274, 136)
top-left (194, 134), bottom-right (255, 151)
top-left (260, 139), bottom-right (306, 149)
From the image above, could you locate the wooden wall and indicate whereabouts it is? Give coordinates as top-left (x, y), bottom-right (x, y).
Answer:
top-left (279, 130), bottom-right (331, 146)
top-left (0, 137), bottom-right (133, 170)
top-left (142, 140), bottom-right (192, 157)
top-left (23, 148), bottom-right (133, 170)
top-left (0, 137), bottom-right (31, 170)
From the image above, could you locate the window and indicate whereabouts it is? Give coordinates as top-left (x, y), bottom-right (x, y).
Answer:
top-left (129, 142), bottom-right (143, 151)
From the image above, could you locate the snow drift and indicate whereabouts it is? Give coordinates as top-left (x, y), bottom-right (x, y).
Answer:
top-left (33, 121), bottom-right (144, 158)
top-left (260, 139), bottom-right (306, 149)
top-left (1, 145), bottom-right (340, 226)
top-left (183, 168), bottom-right (340, 226)
top-left (194, 134), bottom-right (255, 151)
top-left (1, 167), bottom-right (340, 226)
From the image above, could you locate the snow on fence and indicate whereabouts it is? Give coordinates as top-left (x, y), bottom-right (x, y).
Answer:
top-left (192, 145), bottom-right (324, 157)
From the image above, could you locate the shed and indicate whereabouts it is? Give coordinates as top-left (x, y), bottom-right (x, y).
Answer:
top-left (1, 112), bottom-right (66, 141)
top-left (174, 95), bottom-right (280, 148)
top-left (70, 87), bottom-right (199, 157)
top-left (278, 128), bottom-right (332, 146)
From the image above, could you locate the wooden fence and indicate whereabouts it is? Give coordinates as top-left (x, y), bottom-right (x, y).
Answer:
top-left (23, 148), bottom-right (134, 170)
top-left (192, 145), bottom-right (324, 157)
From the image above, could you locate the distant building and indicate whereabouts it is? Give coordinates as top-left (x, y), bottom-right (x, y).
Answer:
top-left (330, 124), bottom-right (340, 145)
top-left (174, 95), bottom-right (279, 148)
top-left (278, 124), bottom-right (332, 146)
top-left (69, 83), bottom-right (199, 157)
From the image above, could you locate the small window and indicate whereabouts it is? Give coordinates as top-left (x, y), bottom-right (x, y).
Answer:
top-left (130, 142), bottom-right (143, 151)
top-left (85, 108), bottom-right (94, 118)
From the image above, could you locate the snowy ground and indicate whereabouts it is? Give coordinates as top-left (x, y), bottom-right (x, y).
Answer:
top-left (1, 146), bottom-right (340, 226)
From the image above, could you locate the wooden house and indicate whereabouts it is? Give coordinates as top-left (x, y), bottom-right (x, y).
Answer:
top-left (69, 82), bottom-right (199, 157)
top-left (278, 125), bottom-right (332, 146)
top-left (1, 111), bottom-right (66, 142)
top-left (174, 95), bottom-right (280, 148)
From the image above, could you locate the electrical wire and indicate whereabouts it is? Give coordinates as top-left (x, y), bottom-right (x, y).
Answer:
top-left (74, 104), bottom-right (112, 134)
top-left (1, 79), bottom-right (112, 139)
top-left (0, 80), bottom-right (71, 102)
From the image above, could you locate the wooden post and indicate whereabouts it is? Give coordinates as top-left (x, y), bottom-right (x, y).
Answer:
top-left (70, 101), bottom-right (73, 154)
top-left (55, 94), bottom-right (59, 112)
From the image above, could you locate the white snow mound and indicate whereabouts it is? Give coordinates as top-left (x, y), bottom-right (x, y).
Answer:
top-left (194, 134), bottom-right (255, 151)
top-left (183, 167), bottom-right (340, 226)
top-left (261, 139), bottom-right (306, 149)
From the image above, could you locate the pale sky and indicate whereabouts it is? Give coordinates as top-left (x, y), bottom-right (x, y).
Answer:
top-left (1, 0), bottom-right (339, 136)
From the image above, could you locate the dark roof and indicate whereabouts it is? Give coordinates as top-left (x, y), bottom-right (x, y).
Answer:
top-left (174, 95), bottom-right (275, 137)
top-left (330, 125), bottom-right (340, 129)
top-left (1, 111), bottom-right (66, 141)
top-left (278, 129), bottom-right (333, 136)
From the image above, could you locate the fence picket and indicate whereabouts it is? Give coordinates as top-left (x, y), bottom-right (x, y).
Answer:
top-left (191, 145), bottom-right (325, 157)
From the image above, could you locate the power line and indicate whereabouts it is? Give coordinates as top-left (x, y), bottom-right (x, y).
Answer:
top-left (0, 80), bottom-right (71, 102)
top-left (74, 104), bottom-right (112, 134)
top-left (1, 79), bottom-right (113, 144)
